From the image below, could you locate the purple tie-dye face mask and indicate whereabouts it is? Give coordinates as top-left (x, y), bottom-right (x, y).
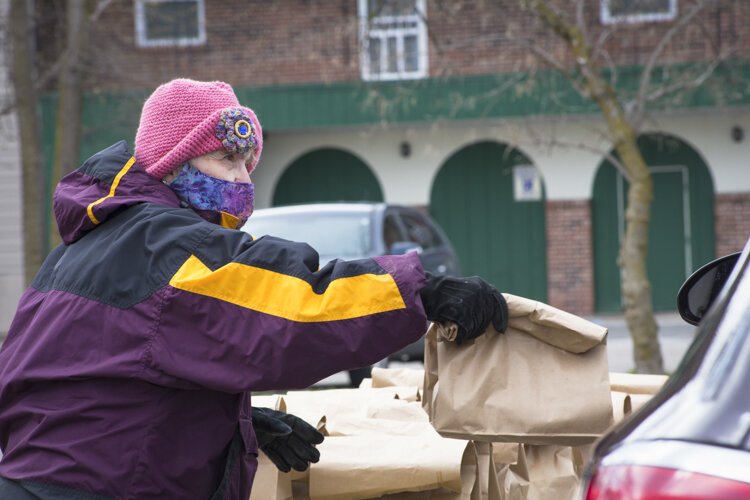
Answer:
top-left (168, 162), bottom-right (254, 229)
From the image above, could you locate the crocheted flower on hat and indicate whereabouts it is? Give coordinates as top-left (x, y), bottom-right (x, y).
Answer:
top-left (214, 108), bottom-right (258, 155)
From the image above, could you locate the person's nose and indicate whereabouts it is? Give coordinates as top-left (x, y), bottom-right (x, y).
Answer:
top-left (232, 159), bottom-right (251, 183)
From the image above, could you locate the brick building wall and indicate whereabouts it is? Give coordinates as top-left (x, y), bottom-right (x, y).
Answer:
top-left (77, 1), bottom-right (360, 90)
top-left (715, 193), bottom-right (750, 256)
top-left (545, 200), bottom-right (594, 315)
top-left (38, 0), bottom-right (749, 92)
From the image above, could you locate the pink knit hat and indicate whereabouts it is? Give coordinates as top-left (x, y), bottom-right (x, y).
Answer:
top-left (135, 78), bottom-right (263, 180)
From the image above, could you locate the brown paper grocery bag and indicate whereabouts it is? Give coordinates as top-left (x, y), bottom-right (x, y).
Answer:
top-left (249, 395), bottom-right (292, 500)
top-left (492, 443), bottom-right (520, 466)
top-left (629, 393), bottom-right (654, 413)
top-left (377, 442), bottom-right (520, 500)
top-left (376, 442), bottom-right (479, 500)
top-left (504, 445), bottom-right (579, 500)
top-left (423, 294), bottom-right (613, 445)
top-left (285, 387), bottom-right (406, 421)
top-left (609, 372), bottom-right (668, 395)
top-left (308, 435), bottom-right (470, 499)
top-left (250, 452), bottom-right (293, 500)
top-left (251, 394), bottom-right (286, 412)
top-left (372, 367), bottom-right (425, 392)
top-left (325, 416), bottom-right (436, 438)
top-left (366, 399), bottom-right (430, 422)
top-left (610, 391), bottom-right (633, 423)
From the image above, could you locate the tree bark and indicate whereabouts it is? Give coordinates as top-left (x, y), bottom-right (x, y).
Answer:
top-left (49, 0), bottom-right (89, 248)
top-left (10, 0), bottom-right (45, 286)
top-left (526, 0), bottom-right (664, 373)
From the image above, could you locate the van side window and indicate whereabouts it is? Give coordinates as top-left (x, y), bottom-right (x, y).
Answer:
top-left (400, 211), bottom-right (441, 250)
top-left (383, 213), bottom-right (403, 249)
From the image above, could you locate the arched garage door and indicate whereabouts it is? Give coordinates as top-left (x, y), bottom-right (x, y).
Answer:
top-left (273, 148), bottom-right (383, 206)
top-left (431, 141), bottom-right (547, 301)
top-left (592, 133), bottom-right (715, 312)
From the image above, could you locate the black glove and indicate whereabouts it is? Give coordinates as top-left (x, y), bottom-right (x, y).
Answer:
top-left (252, 407), bottom-right (324, 473)
top-left (419, 273), bottom-right (509, 344)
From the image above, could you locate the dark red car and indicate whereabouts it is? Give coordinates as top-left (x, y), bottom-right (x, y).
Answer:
top-left (581, 241), bottom-right (750, 499)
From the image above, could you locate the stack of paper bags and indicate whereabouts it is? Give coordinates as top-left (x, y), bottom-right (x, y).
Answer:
top-left (251, 386), bottom-right (482, 499)
top-left (249, 292), bottom-right (671, 499)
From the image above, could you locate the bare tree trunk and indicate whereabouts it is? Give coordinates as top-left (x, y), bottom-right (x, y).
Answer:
top-left (601, 103), bottom-right (664, 374)
top-left (10, 0), bottom-right (45, 286)
top-left (525, 0), bottom-right (663, 373)
top-left (49, 0), bottom-right (89, 248)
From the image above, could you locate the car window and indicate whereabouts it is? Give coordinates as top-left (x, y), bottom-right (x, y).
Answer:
top-left (383, 213), bottom-right (403, 249)
top-left (244, 212), bottom-right (373, 261)
top-left (399, 211), bottom-right (442, 250)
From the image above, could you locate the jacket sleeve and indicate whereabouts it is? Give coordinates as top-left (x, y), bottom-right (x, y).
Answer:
top-left (146, 230), bottom-right (428, 392)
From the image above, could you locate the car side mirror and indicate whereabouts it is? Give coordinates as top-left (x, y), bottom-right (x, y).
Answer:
top-left (389, 241), bottom-right (423, 255)
top-left (677, 252), bottom-right (741, 325)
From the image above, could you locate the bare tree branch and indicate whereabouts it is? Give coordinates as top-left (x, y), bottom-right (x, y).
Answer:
top-left (592, 26), bottom-right (614, 61)
top-left (522, 40), bottom-right (589, 98)
top-left (511, 116), bottom-right (632, 181)
top-left (34, 48), bottom-right (69, 90)
top-left (599, 47), bottom-right (618, 89)
top-left (89, 0), bottom-right (114, 23)
top-left (633, 0), bottom-right (717, 123)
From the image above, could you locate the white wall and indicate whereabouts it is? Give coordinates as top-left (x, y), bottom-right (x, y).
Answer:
top-left (0, 2), bottom-right (25, 333)
top-left (253, 108), bottom-right (750, 208)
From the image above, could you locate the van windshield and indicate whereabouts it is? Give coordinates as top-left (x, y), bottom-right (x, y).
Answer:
top-left (243, 212), bottom-right (374, 261)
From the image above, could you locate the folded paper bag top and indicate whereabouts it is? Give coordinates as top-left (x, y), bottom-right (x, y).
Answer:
top-left (504, 293), bottom-right (607, 353)
top-left (434, 293), bottom-right (607, 353)
top-left (424, 293), bottom-right (614, 446)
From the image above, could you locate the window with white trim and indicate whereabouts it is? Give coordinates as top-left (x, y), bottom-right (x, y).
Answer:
top-left (134, 0), bottom-right (206, 48)
top-left (601, 0), bottom-right (677, 25)
top-left (358, 0), bottom-right (428, 81)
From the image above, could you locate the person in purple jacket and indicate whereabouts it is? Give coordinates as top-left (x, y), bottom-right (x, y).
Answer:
top-left (0, 79), bottom-right (508, 499)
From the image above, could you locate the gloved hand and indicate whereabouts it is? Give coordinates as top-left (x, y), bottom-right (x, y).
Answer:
top-left (252, 407), bottom-right (324, 473)
top-left (419, 273), bottom-right (509, 344)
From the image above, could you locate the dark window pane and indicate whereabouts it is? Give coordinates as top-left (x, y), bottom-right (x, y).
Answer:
top-left (400, 212), bottom-right (440, 249)
top-left (383, 214), bottom-right (404, 248)
top-left (370, 0), bottom-right (418, 17)
top-left (608, 0), bottom-right (671, 17)
top-left (145, 1), bottom-right (199, 40)
top-left (369, 37), bottom-right (381, 73)
top-left (404, 35), bottom-right (418, 71)
top-left (387, 36), bottom-right (398, 72)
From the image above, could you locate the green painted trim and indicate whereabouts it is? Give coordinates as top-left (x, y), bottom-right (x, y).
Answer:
top-left (42, 60), bottom-right (750, 143)
top-left (236, 60), bottom-right (750, 130)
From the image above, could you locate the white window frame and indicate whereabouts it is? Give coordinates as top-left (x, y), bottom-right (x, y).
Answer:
top-left (358, 0), bottom-right (429, 81)
top-left (134, 0), bottom-right (206, 48)
top-left (601, 0), bottom-right (677, 25)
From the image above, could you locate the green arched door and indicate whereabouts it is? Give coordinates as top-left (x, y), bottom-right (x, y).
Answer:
top-left (592, 133), bottom-right (715, 312)
top-left (431, 141), bottom-right (547, 301)
top-left (273, 148), bottom-right (383, 206)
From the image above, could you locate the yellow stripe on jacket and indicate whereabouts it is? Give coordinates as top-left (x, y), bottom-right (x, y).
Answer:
top-left (86, 156), bottom-right (136, 225)
top-left (169, 255), bottom-right (407, 322)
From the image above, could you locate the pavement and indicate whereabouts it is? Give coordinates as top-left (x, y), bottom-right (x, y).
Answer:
top-left (587, 311), bottom-right (697, 374)
top-left (315, 312), bottom-right (696, 387)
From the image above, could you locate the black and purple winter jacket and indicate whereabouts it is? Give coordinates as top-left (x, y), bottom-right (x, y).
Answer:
top-left (0, 141), bottom-right (427, 499)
